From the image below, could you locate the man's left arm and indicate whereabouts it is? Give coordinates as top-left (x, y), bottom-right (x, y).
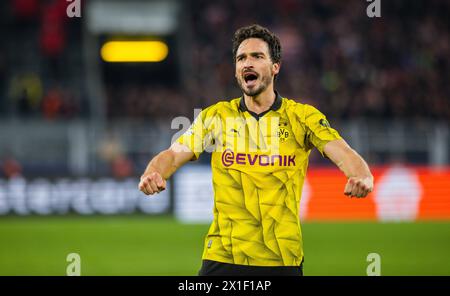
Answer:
top-left (323, 139), bottom-right (374, 198)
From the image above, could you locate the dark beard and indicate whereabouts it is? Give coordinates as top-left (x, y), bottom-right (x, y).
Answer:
top-left (237, 74), bottom-right (272, 97)
top-left (243, 83), bottom-right (265, 96)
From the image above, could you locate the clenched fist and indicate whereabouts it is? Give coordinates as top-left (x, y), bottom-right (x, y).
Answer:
top-left (344, 176), bottom-right (373, 198)
top-left (139, 172), bottom-right (166, 195)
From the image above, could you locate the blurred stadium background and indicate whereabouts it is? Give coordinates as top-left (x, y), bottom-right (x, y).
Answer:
top-left (0, 0), bottom-right (449, 275)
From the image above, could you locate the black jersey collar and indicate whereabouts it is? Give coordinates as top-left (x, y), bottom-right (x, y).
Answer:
top-left (239, 91), bottom-right (283, 117)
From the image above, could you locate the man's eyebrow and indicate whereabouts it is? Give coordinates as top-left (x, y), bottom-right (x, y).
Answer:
top-left (250, 51), bottom-right (265, 56)
top-left (236, 52), bottom-right (266, 59)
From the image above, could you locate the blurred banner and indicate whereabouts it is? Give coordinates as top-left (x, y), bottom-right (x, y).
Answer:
top-left (0, 178), bottom-right (170, 215)
top-left (0, 165), bottom-right (449, 220)
top-left (175, 165), bottom-right (450, 223)
top-left (304, 166), bottom-right (449, 221)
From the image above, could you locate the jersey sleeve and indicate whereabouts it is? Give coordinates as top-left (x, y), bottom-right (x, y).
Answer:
top-left (175, 104), bottom-right (218, 160)
top-left (303, 104), bottom-right (342, 157)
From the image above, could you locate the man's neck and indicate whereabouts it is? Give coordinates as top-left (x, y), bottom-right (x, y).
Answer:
top-left (244, 86), bottom-right (276, 115)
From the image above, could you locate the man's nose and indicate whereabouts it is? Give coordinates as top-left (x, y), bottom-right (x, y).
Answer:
top-left (243, 58), bottom-right (254, 68)
top-left (243, 63), bottom-right (254, 71)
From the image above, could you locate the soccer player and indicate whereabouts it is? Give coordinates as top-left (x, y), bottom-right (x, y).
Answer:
top-left (139, 24), bottom-right (374, 276)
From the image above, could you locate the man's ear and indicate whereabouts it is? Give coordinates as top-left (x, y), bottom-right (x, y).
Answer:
top-left (272, 62), bottom-right (281, 75)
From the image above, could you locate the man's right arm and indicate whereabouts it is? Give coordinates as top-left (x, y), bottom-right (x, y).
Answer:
top-left (140, 103), bottom-right (217, 195)
top-left (138, 142), bottom-right (194, 195)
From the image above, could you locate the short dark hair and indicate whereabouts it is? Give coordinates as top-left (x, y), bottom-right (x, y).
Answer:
top-left (232, 24), bottom-right (282, 64)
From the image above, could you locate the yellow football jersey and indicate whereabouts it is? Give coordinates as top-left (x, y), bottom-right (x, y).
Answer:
top-left (176, 92), bottom-right (342, 266)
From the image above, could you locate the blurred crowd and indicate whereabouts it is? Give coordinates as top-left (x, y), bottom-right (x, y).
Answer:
top-left (107, 0), bottom-right (450, 121)
top-left (1, 0), bottom-right (449, 177)
top-left (0, 0), bottom-right (85, 120)
top-left (183, 0), bottom-right (449, 121)
top-left (1, 0), bottom-right (448, 121)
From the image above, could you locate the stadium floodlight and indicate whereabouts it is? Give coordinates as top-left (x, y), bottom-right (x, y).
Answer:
top-left (100, 41), bottom-right (169, 62)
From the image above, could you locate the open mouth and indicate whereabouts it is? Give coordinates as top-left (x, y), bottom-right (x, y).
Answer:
top-left (243, 72), bottom-right (258, 87)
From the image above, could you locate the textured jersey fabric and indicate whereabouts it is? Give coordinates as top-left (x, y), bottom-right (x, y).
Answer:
top-left (176, 93), bottom-right (342, 266)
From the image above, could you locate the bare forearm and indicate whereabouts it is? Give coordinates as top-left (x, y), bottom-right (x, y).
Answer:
top-left (139, 143), bottom-right (194, 196)
top-left (324, 139), bottom-right (374, 198)
top-left (142, 150), bottom-right (179, 180)
top-left (142, 142), bottom-right (194, 180)
top-left (336, 147), bottom-right (373, 180)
